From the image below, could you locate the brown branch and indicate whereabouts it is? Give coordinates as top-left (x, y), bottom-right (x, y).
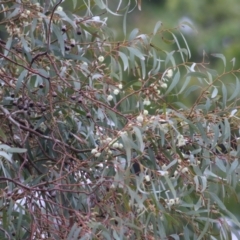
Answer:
top-left (0, 52), bottom-right (50, 80)
top-left (0, 105), bottom-right (91, 154)
top-left (47, 0), bottom-right (63, 50)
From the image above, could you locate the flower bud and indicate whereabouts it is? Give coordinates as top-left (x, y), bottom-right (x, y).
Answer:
top-left (160, 83), bottom-right (168, 89)
top-left (136, 114), bottom-right (144, 123)
top-left (145, 175), bottom-right (150, 182)
top-left (91, 148), bottom-right (98, 155)
top-left (57, 6), bottom-right (63, 11)
top-left (166, 69), bottom-right (173, 78)
top-left (143, 110), bottom-right (148, 115)
top-left (98, 56), bottom-right (104, 62)
top-left (61, 25), bottom-right (67, 32)
top-left (113, 89), bottom-right (119, 95)
top-left (112, 142), bottom-right (119, 148)
top-left (107, 95), bottom-right (113, 101)
top-left (70, 39), bottom-right (76, 47)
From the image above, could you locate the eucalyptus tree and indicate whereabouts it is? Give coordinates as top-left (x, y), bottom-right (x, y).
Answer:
top-left (0, 1), bottom-right (240, 239)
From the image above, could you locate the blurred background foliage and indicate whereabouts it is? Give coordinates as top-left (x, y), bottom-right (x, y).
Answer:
top-left (104, 0), bottom-right (240, 70)
top-left (60, 0), bottom-right (240, 106)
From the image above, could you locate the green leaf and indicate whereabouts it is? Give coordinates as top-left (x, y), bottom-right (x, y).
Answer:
top-left (4, 37), bottom-right (12, 56)
top-left (0, 151), bottom-right (12, 162)
top-left (230, 57), bottom-right (236, 68)
top-left (196, 218), bottom-right (210, 240)
top-left (183, 85), bottom-right (200, 98)
top-left (164, 70), bottom-right (180, 95)
top-left (52, 24), bottom-right (65, 56)
top-left (123, 3), bottom-right (130, 36)
top-left (211, 87), bottom-right (218, 99)
top-left (118, 51), bottom-right (129, 71)
top-left (15, 69), bottom-right (28, 94)
top-left (67, 223), bottom-right (80, 240)
top-left (132, 126), bottom-right (144, 152)
top-left (121, 133), bottom-right (132, 167)
top-left (165, 50), bottom-right (176, 68)
top-left (172, 33), bottom-right (184, 62)
top-left (55, 10), bottom-right (77, 29)
top-left (222, 83), bottom-right (227, 108)
top-left (215, 157), bottom-right (226, 173)
top-left (129, 28), bottom-right (139, 41)
top-left (6, 148), bottom-right (27, 153)
top-left (179, 76), bottom-right (191, 94)
top-left (0, 128), bottom-right (7, 142)
top-left (228, 77), bottom-right (240, 101)
top-left (153, 21), bottom-right (162, 35)
top-left (127, 47), bottom-right (145, 60)
top-left (140, 58), bottom-right (146, 79)
top-left (211, 53), bottom-right (226, 68)
top-left (196, 122), bottom-right (209, 144)
top-left (180, 32), bottom-right (191, 59)
top-left (7, 7), bottom-right (21, 19)
top-left (185, 71), bottom-right (208, 79)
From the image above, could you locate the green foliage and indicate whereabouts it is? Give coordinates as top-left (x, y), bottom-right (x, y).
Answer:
top-left (0, 0), bottom-right (239, 239)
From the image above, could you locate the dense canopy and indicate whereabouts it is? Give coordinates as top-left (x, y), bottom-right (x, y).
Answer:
top-left (0, 1), bottom-right (240, 239)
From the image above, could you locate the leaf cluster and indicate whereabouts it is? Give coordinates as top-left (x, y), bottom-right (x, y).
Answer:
top-left (0, 1), bottom-right (239, 239)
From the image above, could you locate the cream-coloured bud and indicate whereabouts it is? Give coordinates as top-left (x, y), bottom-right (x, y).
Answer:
top-left (136, 114), bottom-right (144, 123)
top-left (119, 131), bottom-right (127, 136)
top-left (70, 39), bottom-right (76, 46)
top-left (118, 83), bottom-right (123, 89)
top-left (143, 110), bottom-right (148, 115)
top-left (91, 148), bottom-right (98, 154)
top-left (143, 99), bottom-right (151, 106)
top-left (177, 134), bottom-right (186, 147)
top-left (181, 167), bottom-right (189, 174)
top-left (167, 199), bottom-right (175, 206)
top-left (166, 69), bottom-right (173, 78)
top-left (161, 83), bottom-right (168, 89)
top-left (94, 152), bottom-right (101, 157)
top-left (57, 6), bottom-right (63, 11)
top-left (118, 143), bottom-right (123, 149)
top-left (113, 89), bottom-right (119, 95)
top-left (145, 175), bottom-right (150, 182)
top-left (112, 142), bottom-right (119, 148)
top-left (107, 95), bottom-right (113, 101)
top-left (97, 163), bottom-right (103, 168)
top-left (98, 56), bottom-right (104, 62)
top-left (106, 137), bottom-right (112, 142)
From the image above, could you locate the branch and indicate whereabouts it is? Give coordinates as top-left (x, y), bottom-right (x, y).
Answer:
top-left (47, 0), bottom-right (63, 50)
